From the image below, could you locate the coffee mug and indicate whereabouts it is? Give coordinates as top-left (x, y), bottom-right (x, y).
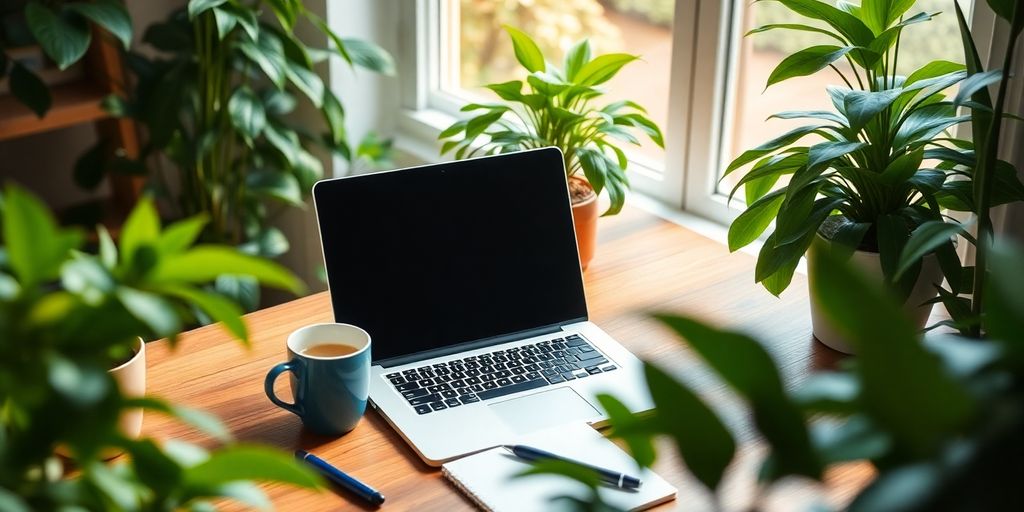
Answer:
top-left (264, 323), bottom-right (371, 436)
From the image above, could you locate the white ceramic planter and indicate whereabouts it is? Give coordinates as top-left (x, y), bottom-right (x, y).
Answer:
top-left (807, 235), bottom-right (944, 354)
top-left (110, 337), bottom-right (146, 439)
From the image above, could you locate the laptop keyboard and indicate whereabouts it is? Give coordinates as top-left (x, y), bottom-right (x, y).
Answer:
top-left (384, 334), bottom-right (617, 415)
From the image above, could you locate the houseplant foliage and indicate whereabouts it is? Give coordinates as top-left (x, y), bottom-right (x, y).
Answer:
top-left (0, 185), bottom-right (321, 510)
top-left (0, 0), bottom-right (132, 117)
top-left (526, 242), bottom-right (1024, 511)
top-left (897, 0), bottom-right (1023, 337)
top-left (723, 0), bottom-right (1024, 297)
top-left (90, 0), bottom-right (394, 307)
top-left (438, 25), bottom-right (664, 217)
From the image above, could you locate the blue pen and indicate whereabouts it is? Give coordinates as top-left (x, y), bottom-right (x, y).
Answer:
top-left (295, 450), bottom-right (386, 506)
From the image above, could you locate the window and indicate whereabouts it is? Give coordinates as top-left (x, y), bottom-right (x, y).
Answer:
top-left (402, 0), bottom-right (995, 225)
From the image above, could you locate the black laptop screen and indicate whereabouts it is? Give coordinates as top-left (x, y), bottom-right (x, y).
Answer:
top-left (313, 148), bottom-right (588, 364)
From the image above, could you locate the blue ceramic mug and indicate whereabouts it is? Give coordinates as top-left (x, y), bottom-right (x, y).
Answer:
top-left (264, 323), bottom-right (371, 436)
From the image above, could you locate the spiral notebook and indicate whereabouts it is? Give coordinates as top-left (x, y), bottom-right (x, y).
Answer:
top-left (442, 422), bottom-right (676, 512)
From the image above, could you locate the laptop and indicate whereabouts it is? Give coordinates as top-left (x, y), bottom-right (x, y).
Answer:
top-left (312, 147), bottom-right (654, 465)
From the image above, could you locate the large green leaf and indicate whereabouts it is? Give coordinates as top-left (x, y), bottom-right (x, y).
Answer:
top-left (724, 124), bottom-right (827, 176)
top-left (150, 246), bottom-right (304, 294)
top-left (843, 88), bottom-right (902, 132)
top-left (894, 220), bottom-right (965, 280)
top-left (953, 69), bottom-right (1003, 106)
top-left (120, 197), bottom-right (161, 266)
top-left (775, 0), bottom-right (876, 47)
top-left (985, 242), bottom-right (1024, 344)
top-left (246, 170), bottom-right (303, 206)
top-left (184, 445), bottom-right (321, 489)
top-left (879, 149), bottom-right (923, 185)
top-left (563, 39), bottom-right (592, 81)
top-left (728, 189), bottom-right (785, 251)
top-left (9, 62), bottom-right (51, 117)
top-left (575, 53), bottom-right (639, 86)
top-left (656, 315), bottom-right (821, 480)
top-left (239, 34), bottom-right (287, 88)
top-left (643, 362), bottom-right (735, 491)
top-left (2, 186), bottom-right (82, 287)
top-left (809, 246), bottom-right (975, 457)
top-left (766, 45), bottom-right (854, 88)
top-left (187, 0), bottom-right (227, 20)
top-left (159, 284), bottom-right (247, 342)
top-left (503, 25), bottom-right (545, 72)
top-left (861, 0), bottom-right (917, 34)
top-left (595, 394), bottom-right (657, 468)
top-left (66, 0), bottom-right (132, 49)
top-left (116, 286), bottom-right (181, 337)
top-left (156, 216), bottom-right (209, 256)
top-left (985, 0), bottom-right (1019, 24)
top-left (340, 38), bottom-right (395, 75)
top-left (228, 87), bottom-right (266, 140)
top-left (25, 1), bottom-right (91, 69)
top-left (285, 63), bottom-right (324, 108)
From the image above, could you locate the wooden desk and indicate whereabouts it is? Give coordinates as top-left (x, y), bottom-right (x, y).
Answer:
top-left (143, 206), bottom-right (872, 511)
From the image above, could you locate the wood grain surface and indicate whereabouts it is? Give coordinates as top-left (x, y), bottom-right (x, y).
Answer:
top-left (142, 206), bottom-right (873, 511)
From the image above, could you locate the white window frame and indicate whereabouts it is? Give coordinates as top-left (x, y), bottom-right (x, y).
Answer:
top-left (396, 0), bottom-right (1000, 227)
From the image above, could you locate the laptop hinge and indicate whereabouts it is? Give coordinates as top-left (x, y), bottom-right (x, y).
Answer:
top-left (375, 321), bottom-right (579, 368)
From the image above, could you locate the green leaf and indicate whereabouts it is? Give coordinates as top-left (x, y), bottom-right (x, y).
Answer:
top-left (895, 221), bottom-right (965, 279)
top-left (985, 242), bottom-right (1024, 343)
top-left (322, 89), bottom-right (346, 146)
top-left (239, 227), bottom-right (290, 259)
top-left (67, 0), bottom-right (133, 49)
top-left (187, 0), bottom-right (227, 20)
top-left (340, 38), bottom-right (395, 75)
top-left (766, 45), bottom-right (854, 88)
top-left (514, 459), bottom-right (601, 489)
top-left (184, 445), bottom-right (321, 489)
top-left (843, 88), bottom-right (902, 132)
top-left (575, 53), bottom-right (638, 86)
top-left (62, 256), bottom-right (114, 304)
top-left (954, 69), bottom-right (1003, 106)
top-left (596, 394), bottom-right (657, 468)
top-left (263, 89), bottom-right (296, 115)
top-left (724, 124), bottom-right (827, 176)
top-left (563, 39), bottom-right (592, 81)
top-left (150, 246), bottom-right (304, 294)
top-left (806, 140), bottom-right (865, 172)
top-left (644, 362), bottom-right (735, 491)
top-left (26, 1), bottom-right (92, 69)
top-left (484, 80), bottom-right (525, 102)
top-left (9, 62), bottom-right (51, 117)
top-left (985, 0), bottom-right (1019, 23)
top-left (756, 231), bottom-right (813, 296)
top-left (117, 286), bottom-right (181, 337)
top-left (285, 64), bottom-right (324, 108)
top-left (120, 197), bottom-right (161, 266)
top-left (747, 23), bottom-right (846, 44)
top-left (156, 216), bottom-right (209, 256)
top-left (160, 285), bottom-right (247, 342)
top-left (728, 189), bottom-right (785, 251)
top-left (239, 35), bottom-right (287, 88)
top-left (503, 25), bottom-right (545, 72)
top-left (861, 0), bottom-right (916, 34)
top-left (776, 0), bottom-right (876, 48)
top-left (2, 185), bottom-right (82, 287)
top-left (98, 225), bottom-right (118, 270)
top-left (879, 149), bottom-right (923, 186)
top-left (228, 87), bottom-right (266, 139)
top-left (265, 0), bottom-right (298, 29)
top-left (876, 213), bottom-right (910, 287)
top-left (656, 314), bottom-right (822, 479)
top-left (809, 245), bottom-right (975, 457)
top-left (465, 110), bottom-right (505, 139)
top-left (0, 489), bottom-right (30, 512)
top-left (247, 170), bottom-right (303, 206)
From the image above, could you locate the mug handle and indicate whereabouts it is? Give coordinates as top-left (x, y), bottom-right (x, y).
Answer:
top-left (265, 361), bottom-right (304, 417)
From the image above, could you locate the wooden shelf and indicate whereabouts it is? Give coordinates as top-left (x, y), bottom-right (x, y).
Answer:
top-left (0, 81), bottom-right (112, 141)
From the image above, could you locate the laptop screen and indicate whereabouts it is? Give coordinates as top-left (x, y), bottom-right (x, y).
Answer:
top-left (313, 148), bottom-right (588, 364)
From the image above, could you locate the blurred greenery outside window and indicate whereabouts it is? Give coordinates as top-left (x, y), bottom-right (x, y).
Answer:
top-left (444, 0), bottom-right (975, 208)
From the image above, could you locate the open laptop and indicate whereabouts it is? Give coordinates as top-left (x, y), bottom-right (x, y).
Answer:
top-left (312, 147), bottom-right (653, 465)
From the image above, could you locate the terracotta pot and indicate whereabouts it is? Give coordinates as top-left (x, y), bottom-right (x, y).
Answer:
top-left (110, 337), bottom-right (146, 440)
top-left (570, 177), bottom-right (598, 271)
top-left (807, 235), bottom-right (944, 354)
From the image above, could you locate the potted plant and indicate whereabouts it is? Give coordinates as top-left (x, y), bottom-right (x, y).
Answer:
top-left (0, 185), bottom-right (323, 509)
top-left (722, 0), bottom-right (1023, 352)
top-left (85, 0), bottom-right (395, 309)
top-left (522, 2), bottom-right (1024, 507)
top-left (438, 26), bottom-right (664, 270)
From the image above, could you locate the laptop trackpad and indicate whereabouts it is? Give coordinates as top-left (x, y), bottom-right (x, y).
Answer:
top-left (489, 387), bottom-right (599, 434)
